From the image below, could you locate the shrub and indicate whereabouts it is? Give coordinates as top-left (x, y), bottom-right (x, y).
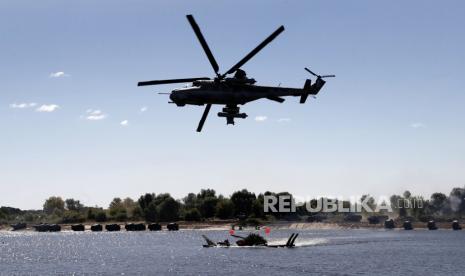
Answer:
top-left (115, 210), bottom-right (128, 221)
top-left (184, 208), bottom-right (202, 221)
top-left (61, 211), bottom-right (85, 223)
top-left (95, 211), bottom-right (107, 222)
top-left (216, 199), bottom-right (235, 219)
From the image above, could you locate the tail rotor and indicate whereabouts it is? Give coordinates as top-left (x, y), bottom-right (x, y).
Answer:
top-left (304, 67), bottom-right (335, 79)
top-left (300, 67), bottom-right (335, 103)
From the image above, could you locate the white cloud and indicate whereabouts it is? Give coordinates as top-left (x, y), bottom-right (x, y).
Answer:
top-left (49, 71), bottom-right (69, 78)
top-left (255, 116), bottom-right (267, 122)
top-left (85, 109), bottom-right (107, 121)
top-left (120, 120), bottom-right (129, 126)
top-left (410, 122), bottom-right (426, 129)
top-left (140, 106), bottom-right (148, 113)
top-left (277, 118), bottom-right (291, 123)
top-left (36, 104), bottom-right (60, 112)
top-left (9, 102), bottom-right (37, 109)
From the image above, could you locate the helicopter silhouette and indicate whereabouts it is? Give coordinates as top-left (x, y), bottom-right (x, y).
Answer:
top-left (138, 15), bottom-right (334, 132)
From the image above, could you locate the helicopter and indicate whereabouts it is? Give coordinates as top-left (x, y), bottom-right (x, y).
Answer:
top-left (202, 233), bottom-right (299, 248)
top-left (138, 15), bottom-right (334, 132)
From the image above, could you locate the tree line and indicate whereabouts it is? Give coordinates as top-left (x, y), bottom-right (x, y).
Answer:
top-left (1, 187), bottom-right (465, 224)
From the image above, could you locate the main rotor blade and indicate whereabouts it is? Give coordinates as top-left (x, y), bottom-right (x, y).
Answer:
top-left (138, 77), bottom-right (210, 86)
top-left (196, 104), bottom-right (212, 132)
top-left (304, 67), bottom-right (318, 77)
top-left (186, 15), bottom-right (220, 76)
top-left (321, 75), bottom-right (336, 78)
top-left (223, 25), bottom-right (285, 76)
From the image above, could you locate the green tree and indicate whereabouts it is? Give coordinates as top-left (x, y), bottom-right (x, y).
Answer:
top-left (43, 196), bottom-right (65, 215)
top-left (360, 194), bottom-right (377, 214)
top-left (430, 193), bottom-right (447, 215)
top-left (115, 209), bottom-right (128, 221)
top-left (199, 196), bottom-right (218, 218)
top-left (65, 198), bottom-right (83, 212)
top-left (231, 189), bottom-right (256, 218)
top-left (0, 207), bottom-right (22, 217)
top-left (109, 197), bottom-right (125, 217)
top-left (157, 197), bottom-right (180, 222)
top-left (390, 194), bottom-right (406, 218)
top-left (62, 210), bottom-right (85, 223)
top-left (95, 211), bottom-right (107, 222)
top-left (153, 193), bottom-right (172, 206)
top-left (410, 195), bottom-right (426, 219)
top-left (449, 187), bottom-right (465, 215)
top-left (24, 213), bottom-right (36, 223)
top-left (183, 193), bottom-right (198, 209)
top-left (145, 201), bottom-right (158, 222)
top-left (251, 198), bottom-right (264, 218)
top-left (122, 197), bottom-right (137, 218)
top-left (184, 208), bottom-right (201, 221)
top-left (132, 205), bottom-right (143, 220)
top-left (215, 199), bottom-right (235, 219)
top-left (138, 193), bottom-right (155, 211)
top-left (87, 208), bottom-right (96, 220)
top-left (197, 189), bottom-right (216, 199)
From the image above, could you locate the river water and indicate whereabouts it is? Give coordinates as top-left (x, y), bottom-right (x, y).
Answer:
top-left (1, 228), bottom-right (464, 275)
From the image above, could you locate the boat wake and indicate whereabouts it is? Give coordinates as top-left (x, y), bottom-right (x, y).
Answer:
top-left (267, 237), bottom-right (328, 247)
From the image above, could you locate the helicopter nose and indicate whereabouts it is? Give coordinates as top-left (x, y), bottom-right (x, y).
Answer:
top-left (170, 91), bottom-right (186, 106)
top-left (169, 92), bottom-right (177, 102)
top-left (169, 91), bottom-right (180, 100)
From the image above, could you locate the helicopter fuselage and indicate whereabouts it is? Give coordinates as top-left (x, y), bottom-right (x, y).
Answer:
top-left (169, 80), bottom-right (313, 106)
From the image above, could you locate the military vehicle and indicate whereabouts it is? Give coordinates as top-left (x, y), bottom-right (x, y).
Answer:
top-left (452, 220), bottom-right (462, 230)
top-left (384, 218), bottom-right (395, 229)
top-left (403, 220), bottom-right (413, 230)
top-left (427, 220), bottom-right (438, 230)
top-left (105, 224), bottom-right (121, 232)
top-left (10, 223), bottom-right (27, 231)
top-left (167, 223), bottom-right (179, 231)
top-left (202, 232), bottom-right (298, 248)
top-left (33, 224), bottom-right (61, 232)
top-left (138, 15), bottom-right (334, 132)
top-left (148, 223), bottom-right (162, 231)
top-left (91, 224), bottom-right (103, 232)
top-left (71, 224), bottom-right (85, 231)
top-left (125, 223), bottom-right (146, 231)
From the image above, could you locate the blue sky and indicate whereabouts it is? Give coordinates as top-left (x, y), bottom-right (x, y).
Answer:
top-left (1, 0), bottom-right (464, 209)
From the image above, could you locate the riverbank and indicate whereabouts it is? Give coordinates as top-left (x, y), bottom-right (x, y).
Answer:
top-left (1, 220), bottom-right (462, 232)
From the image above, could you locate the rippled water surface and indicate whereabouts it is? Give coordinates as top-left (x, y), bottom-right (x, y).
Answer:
top-left (1, 229), bottom-right (465, 275)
